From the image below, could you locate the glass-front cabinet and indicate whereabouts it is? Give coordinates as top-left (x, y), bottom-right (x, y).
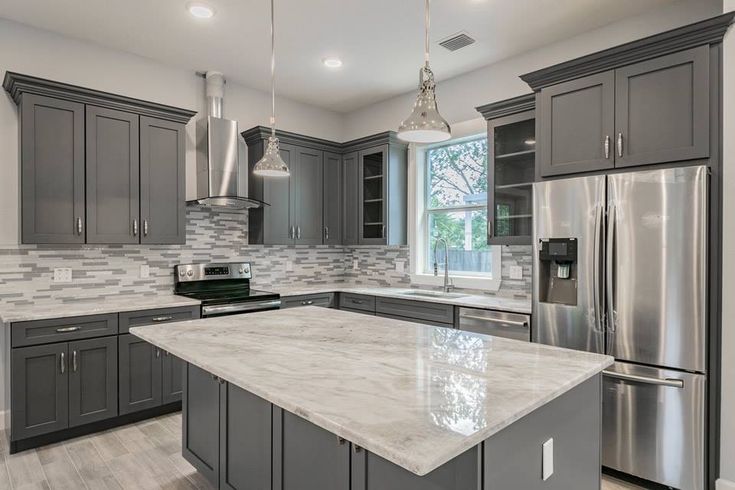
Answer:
top-left (479, 94), bottom-right (536, 245)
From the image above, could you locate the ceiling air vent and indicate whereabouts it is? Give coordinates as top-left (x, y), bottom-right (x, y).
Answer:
top-left (439, 32), bottom-right (476, 52)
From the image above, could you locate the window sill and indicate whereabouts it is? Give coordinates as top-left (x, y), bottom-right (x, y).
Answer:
top-left (410, 273), bottom-right (501, 292)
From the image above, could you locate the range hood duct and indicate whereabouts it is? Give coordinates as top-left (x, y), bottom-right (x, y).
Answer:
top-left (193, 71), bottom-right (267, 210)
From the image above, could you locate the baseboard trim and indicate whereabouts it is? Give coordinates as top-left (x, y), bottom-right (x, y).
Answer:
top-left (717, 478), bottom-right (735, 490)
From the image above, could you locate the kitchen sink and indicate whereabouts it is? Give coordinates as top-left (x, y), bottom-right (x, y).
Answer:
top-left (398, 290), bottom-right (469, 299)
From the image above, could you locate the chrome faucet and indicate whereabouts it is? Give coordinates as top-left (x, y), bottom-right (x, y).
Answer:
top-left (433, 238), bottom-right (454, 293)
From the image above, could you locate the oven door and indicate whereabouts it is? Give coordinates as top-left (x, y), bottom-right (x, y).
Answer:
top-left (201, 299), bottom-right (282, 317)
top-left (602, 362), bottom-right (705, 490)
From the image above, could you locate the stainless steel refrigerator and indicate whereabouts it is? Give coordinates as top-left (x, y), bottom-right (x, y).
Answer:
top-left (532, 166), bottom-right (707, 490)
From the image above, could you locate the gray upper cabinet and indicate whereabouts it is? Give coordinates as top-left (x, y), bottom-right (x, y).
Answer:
top-left (140, 116), bottom-right (187, 244)
top-left (537, 71), bottom-right (615, 177)
top-left (85, 106), bottom-right (140, 244)
top-left (323, 152), bottom-right (342, 245)
top-left (614, 46), bottom-right (709, 168)
top-left (342, 152), bottom-right (359, 245)
top-left (20, 94), bottom-right (85, 244)
top-left (292, 147), bottom-right (324, 245)
top-left (68, 336), bottom-right (118, 427)
top-left (4, 72), bottom-right (196, 245)
top-left (250, 140), bottom-right (294, 245)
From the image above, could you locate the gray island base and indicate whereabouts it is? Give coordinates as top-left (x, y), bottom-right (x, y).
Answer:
top-left (131, 307), bottom-right (612, 490)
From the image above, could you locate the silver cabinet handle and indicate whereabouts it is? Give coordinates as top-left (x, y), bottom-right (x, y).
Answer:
top-left (133, 219), bottom-right (138, 236)
top-left (382, 225), bottom-right (386, 238)
top-left (72, 350), bottom-right (78, 372)
top-left (155, 348), bottom-right (160, 358)
top-left (76, 217), bottom-right (83, 236)
top-left (143, 220), bottom-right (149, 237)
top-left (459, 315), bottom-right (528, 327)
top-left (151, 316), bottom-right (174, 322)
top-left (325, 227), bottom-right (329, 240)
top-left (603, 370), bottom-right (684, 389)
top-left (164, 350), bottom-right (170, 357)
top-left (301, 300), bottom-right (314, 306)
top-left (337, 437), bottom-right (347, 446)
top-left (296, 226), bottom-right (301, 239)
top-left (60, 352), bottom-right (65, 374)
top-left (56, 326), bottom-right (81, 333)
top-left (604, 135), bottom-right (610, 159)
top-left (351, 299), bottom-right (364, 304)
top-left (616, 132), bottom-right (623, 158)
top-left (289, 226), bottom-right (295, 239)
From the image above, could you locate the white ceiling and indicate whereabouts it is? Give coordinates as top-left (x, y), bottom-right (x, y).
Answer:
top-left (0, 0), bottom-right (676, 113)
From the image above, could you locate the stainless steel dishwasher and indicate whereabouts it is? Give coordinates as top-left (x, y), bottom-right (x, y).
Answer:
top-left (457, 308), bottom-right (531, 341)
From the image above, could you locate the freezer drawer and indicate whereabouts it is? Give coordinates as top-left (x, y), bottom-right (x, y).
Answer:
top-left (457, 308), bottom-right (530, 342)
top-left (602, 362), bottom-right (705, 490)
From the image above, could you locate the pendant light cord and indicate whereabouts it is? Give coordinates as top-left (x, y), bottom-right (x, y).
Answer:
top-left (270, 0), bottom-right (276, 137)
top-left (424, 0), bottom-right (430, 67)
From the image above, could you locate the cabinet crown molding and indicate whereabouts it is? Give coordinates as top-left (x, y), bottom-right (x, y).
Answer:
top-left (3, 72), bottom-right (197, 124)
top-left (476, 93), bottom-right (535, 120)
top-left (241, 125), bottom-right (407, 153)
top-left (520, 12), bottom-right (735, 91)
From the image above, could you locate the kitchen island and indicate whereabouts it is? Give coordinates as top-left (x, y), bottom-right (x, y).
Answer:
top-left (131, 307), bottom-right (613, 490)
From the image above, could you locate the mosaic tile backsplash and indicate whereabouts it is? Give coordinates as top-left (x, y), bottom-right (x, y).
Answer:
top-left (0, 207), bottom-right (532, 307)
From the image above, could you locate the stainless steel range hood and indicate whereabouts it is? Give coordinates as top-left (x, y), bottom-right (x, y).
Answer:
top-left (193, 71), bottom-right (266, 209)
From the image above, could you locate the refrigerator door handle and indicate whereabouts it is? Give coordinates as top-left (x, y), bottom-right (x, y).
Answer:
top-left (592, 202), bottom-right (604, 334)
top-left (606, 201), bottom-right (617, 336)
top-left (603, 370), bottom-right (684, 389)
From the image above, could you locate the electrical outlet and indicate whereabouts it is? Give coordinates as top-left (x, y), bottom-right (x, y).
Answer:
top-left (542, 438), bottom-right (554, 481)
top-left (352, 259), bottom-right (359, 270)
top-left (140, 265), bottom-right (150, 279)
top-left (510, 266), bottom-right (523, 280)
top-left (395, 260), bottom-right (405, 273)
top-left (53, 268), bottom-right (72, 283)
top-left (285, 260), bottom-right (293, 272)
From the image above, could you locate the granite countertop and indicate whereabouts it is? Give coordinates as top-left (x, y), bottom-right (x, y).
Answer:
top-left (0, 294), bottom-right (201, 323)
top-left (274, 284), bottom-right (532, 314)
top-left (132, 307), bottom-right (612, 476)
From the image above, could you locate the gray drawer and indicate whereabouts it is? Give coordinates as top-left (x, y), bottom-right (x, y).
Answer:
top-left (339, 293), bottom-right (376, 313)
top-left (376, 312), bottom-right (453, 328)
top-left (119, 306), bottom-right (201, 333)
top-left (340, 307), bottom-right (375, 316)
top-left (376, 297), bottom-right (455, 325)
top-left (11, 313), bottom-right (118, 347)
top-left (281, 293), bottom-right (334, 309)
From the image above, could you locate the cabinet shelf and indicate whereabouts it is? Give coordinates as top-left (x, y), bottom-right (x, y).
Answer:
top-left (495, 149), bottom-right (535, 160)
top-left (363, 174), bottom-right (383, 181)
top-left (363, 222), bottom-right (384, 226)
top-left (495, 182), bottom-right (533, 190)
top-left (497, 214), bottom-right (532, 220)
top-left (363, 198), bottom-right (383, 203)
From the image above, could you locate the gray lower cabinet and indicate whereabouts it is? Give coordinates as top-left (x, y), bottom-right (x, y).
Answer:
top-left (85, 105), bottom-right (140, 244)
top-left (68, 336), bottom-right (118, 427)
top-left (323, 152), bottom-right (343, 245)
top-left (375, 297), bottom-right (454, 326)
top-left (162, 351), bottom-right (184, 404)
top-left (19, 94), bottom-right (85, 244)
top-left (118, 333), bottom-right (162, 415)
top-left (281, 293), bottom-right (334, 309)
top-left (338, 293), bottom-right (376, 313)
top-left (182, 363), bottom-right (221, 486)
top-left (342, 151), bottom-right (360, 245)
top-left (140, 116), bottom-right (187, 244)
top-left (11, 343), bottom-right (69, 440)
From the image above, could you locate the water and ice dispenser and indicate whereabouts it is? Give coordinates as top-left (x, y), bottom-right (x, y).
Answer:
top-left (538, 238), bottom-right (578, 306)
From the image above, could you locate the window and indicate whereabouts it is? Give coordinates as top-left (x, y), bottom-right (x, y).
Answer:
top-left (424, 137), bottom-right (491, 277)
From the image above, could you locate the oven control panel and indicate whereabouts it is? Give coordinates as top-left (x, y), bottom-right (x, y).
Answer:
top-left (175, 262), bottom-right (252, 282)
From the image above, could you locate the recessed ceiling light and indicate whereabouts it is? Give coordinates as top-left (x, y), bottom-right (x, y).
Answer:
top-left (187, 2), bottom-right (215, 19)
top-left (322, 58), bottom-right (343, 69)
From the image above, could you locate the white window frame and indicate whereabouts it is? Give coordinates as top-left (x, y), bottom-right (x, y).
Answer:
top-left (407, 122), bottom-right (501, 291)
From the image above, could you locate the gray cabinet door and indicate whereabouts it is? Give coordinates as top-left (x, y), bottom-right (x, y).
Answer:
top-left (162, 351), bottom-right (183, 404)
top-left (140, 116), bottom-right (186, 244)
top-left (275, 408), bottom-right (349, 490)
top-left (11, 343), bottom-right (68, 440)
top-left (220, 383), bottom-right (272, 490)
top-left (118, 333), bottom-right (162, 415)
top-left (263, 143), bottom-right (295, 245)
top-left (323, 152), bottom-right (342, 245)
top-left (68, 337), bottom-right (118, 427)
top-left (614, 46), bottom-right (709, 168)
top-left (182, 363), bottom-right (220, 487)
top-left (20, 94), bottom-right (85, 244)
top-left (342, 151), bottom-right (360, 245)
top-left (292, 147), bottom-right (324, 245)
top-left (85, 106), bottom-right (140, 244)
top-left (538, 71), bottom-right (615, 177)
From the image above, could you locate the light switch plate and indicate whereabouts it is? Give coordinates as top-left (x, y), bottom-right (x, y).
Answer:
top-left (542, 438), bottom-right (554, 481)
top-left (395, 260), bottom-right (405, 273)
top-left (140, 265), bottom-right (150, 279)
top-left (510, 266), bottom-right (523, 280)
top-left (53, 268), bottom-right (72, 283)
top-left (285, 260), bottom-right (293, 272)
top-left (352, 259), bottom-right (359, 270)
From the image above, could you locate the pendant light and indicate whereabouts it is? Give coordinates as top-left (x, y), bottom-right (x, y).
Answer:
top-left (253, 0), bottom-right (290, 177)
top-left (397, 0), bottom-right (451, 143)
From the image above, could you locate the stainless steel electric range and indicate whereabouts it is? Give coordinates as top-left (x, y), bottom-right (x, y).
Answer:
top-left (174, 262), bottom-right (281, 317)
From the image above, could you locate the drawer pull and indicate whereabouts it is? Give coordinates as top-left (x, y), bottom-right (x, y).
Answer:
top-left (301, 300), bottom-right (314, 306)
top-left (351, 299), bottom-right (364, 304)
top-left (151, 316), bottom-right (174, 322)
top-left (56, 326), bottom-right (81, 333)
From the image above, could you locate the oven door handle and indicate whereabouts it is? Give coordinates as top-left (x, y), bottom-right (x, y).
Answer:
top-left (202, 300), bottom-right (281, 316)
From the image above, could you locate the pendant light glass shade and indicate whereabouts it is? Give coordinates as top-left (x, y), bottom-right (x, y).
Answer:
top-left (397, 0), bottom-right (450, 144)
top-left (253, 0), bottom-right (290, 177)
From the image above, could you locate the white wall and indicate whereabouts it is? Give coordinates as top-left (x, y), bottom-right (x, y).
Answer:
top-left (0, 18), bottom-right (345, 245)
top-left (720, 1), bottom-right (735, 487)
top-left (342, 0), bottom-right (721, 141)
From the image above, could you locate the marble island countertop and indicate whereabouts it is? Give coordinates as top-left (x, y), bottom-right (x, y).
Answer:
top-left (131, 307), bottom-right (612, 476)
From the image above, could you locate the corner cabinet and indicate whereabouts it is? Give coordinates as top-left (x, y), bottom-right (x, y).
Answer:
top-left (3, 72), bottom-right (195, 245)
top-left (477, 94), bottom-right (536, 245)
